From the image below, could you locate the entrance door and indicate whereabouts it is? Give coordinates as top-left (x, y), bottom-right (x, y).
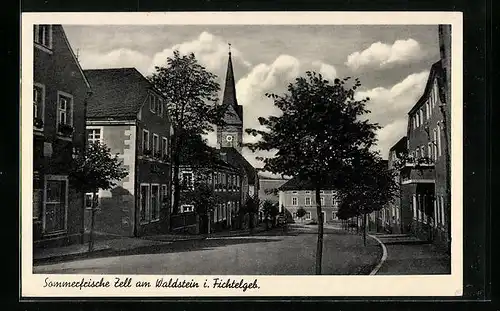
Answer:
top-left (321, 211), bottom-right (326, 223)
top-left (44, 176), bottom-right (68, 234)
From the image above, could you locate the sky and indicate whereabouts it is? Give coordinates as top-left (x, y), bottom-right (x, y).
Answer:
top-left (63, 24), bottom-right (440, 177)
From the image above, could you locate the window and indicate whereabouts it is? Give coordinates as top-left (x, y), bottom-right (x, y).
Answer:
top-left (412, 195), bottom-right (417, 219)
top-left (415, 148), bottom-right (420, 159)
top-left (161, 184), bottom-right (168, 206)
top-left (332, 211), bottom-right (336, 220)
top-left (292, 191), bottom-right (298, 194)
top-left (433, 129), bottom-right (438, 161)
top-left (84, 193), bottom-right (99, 209)
top-left (140, 184), bottom-right (150, 223)
top-left (292, 197), bottom-right (298, 206)
top-left (432, 83), bottom-right (438, 108)
top-left (228, 175), bottom-right (233, 191)
top-left (425, 101), bottom-right (430, 119)
top-left (162, 137), bottom-right (168, 158)
top-left (44, 176), bottom-right (68, 233)
top-left (292, 212), bottom-right (297, 219)
top-left (152, 134), bottom-right (159, 157)
top-left (181, 205), bottom-right (194, 213)
top-left (305, 197), bottom-right (311, 206)
top-left (412, 115), bottom-right (416, 129)
top-left (33, 177), bottom-right (42, 219)
top-left (428, 143), bottom-right (433, 160)
top-left (142, 129), bottom-right (150, 154)
top-left (415, 113), bottom-right (420, 127)
top-left (419, 109), bottom-right (424, 125)
top-left (33, 84), bottom-right (45, 129)
top-left (434, 198), bottom-right (439, 227)
top-left (149, 94), bottom-right (156, 112)
top-left (181, 172), bottom-right (194, 191)
top-left (305, 191), bottom-right (311, 194)
top-left (320, 197), bottom-right (324, 206)
top-left (437, 123), bottom-right (442, 157)
top-left (57, 92), bottom-right (73, 136)
top-left (159, 98), bottom-right (164, 117)
top-left (319, 190), bottom-right (324, 194)
top-left (440, 196), bottom-right (445, 225)
top-left (150, 185), bottom-right (160, 221)
top-left (236, 175), bottom-right (240, 191)
top-left (333, 198), bottom-right (341, 207)
top-left (87, 128), bottom-right (101, 144)
top-left (305, 212), bottom-right (312, 220)
top-left (421, 145), bottom-right (426, 158)
top-left (34, 25), bottom-right (52, 49)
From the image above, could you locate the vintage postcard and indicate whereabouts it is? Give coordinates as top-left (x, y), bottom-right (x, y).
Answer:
top-left (21, 11), bottom-right (463, 297)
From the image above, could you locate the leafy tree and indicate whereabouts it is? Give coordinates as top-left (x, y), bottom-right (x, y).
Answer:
top-left (239, 195), bottom-right (260, 232)
top-left (148, 50), bottom-right (228, 214)
top-left (245, 72), bottom-right (379, 274)
top-left (296, 207), bottom-right (307, 219)
top-left (262, 199), bottom-right (279, 229)
top-left (70, 142), bottom-right (128, 252)
top-left (338, 150), bottom-right (399, 245)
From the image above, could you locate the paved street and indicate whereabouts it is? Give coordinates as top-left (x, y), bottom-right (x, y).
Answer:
top-left (33, 224), bottom-right (381, 275)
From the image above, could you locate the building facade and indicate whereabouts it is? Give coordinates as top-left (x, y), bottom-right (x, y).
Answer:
top-left (400, 60), bottom-right (449, 245)
top-left (177, 159), bottom-right (243, 234)
top-left (84, 68), bottom-right (173, 237)
top-left (33, 24), bottom-right (92, 248)
top-left (376, 138), bottom-right (408, 234)
top-left (278, 178), bottom-right (341, 223)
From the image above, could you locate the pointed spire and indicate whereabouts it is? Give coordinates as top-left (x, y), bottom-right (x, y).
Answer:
top-left (222, 42), bottom-right (242, 119)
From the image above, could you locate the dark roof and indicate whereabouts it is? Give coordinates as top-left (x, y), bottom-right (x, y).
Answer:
top-left (222, 52), bottom-right (243, 122)
top-left (219, 147), bottom-right (258, 185)
top-left (389, 136), bottom-right (407, 153)
top-left (278, 176), bottom-right (335, 191)
top-left (408, 60), bottom-right (447, 115)
top-left (84, 68), bottom-right (157, 119)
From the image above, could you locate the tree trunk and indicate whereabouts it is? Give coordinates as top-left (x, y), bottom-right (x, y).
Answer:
top-left (315, 187), bottom-right (324, 275)
top-left (88, 192), bottom-right (97, 252)
top-left (208, 212), bottom-right (211, 235)
top-left (363, 213), bottom-right (367, 247)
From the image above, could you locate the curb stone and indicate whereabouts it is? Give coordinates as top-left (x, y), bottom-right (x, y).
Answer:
top-left (368, 234), bottom-right (388, 275)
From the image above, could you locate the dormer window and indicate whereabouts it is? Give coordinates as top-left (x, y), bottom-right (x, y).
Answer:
top-left (34, 25), bottom-right (52, 52)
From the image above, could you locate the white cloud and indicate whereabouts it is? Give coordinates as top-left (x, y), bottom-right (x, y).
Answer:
top-left (78, 48), bottom-right (152, 75)
top-left (149, 31), bottom-right (251, 74)
top-left (345, 38), bottom-right (425, 70)
top-left (235, 55), bottom-right (337, 167)
top-left (355, 71), bottom-right (429, 157)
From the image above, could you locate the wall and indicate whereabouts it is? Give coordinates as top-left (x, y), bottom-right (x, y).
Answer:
top-left (84, 124), bottom-right (136, 237)
top-left (280, 190), bottom-right (339, 223)
top-left (33, 25), bottom-right (89, 247)
top-left (135, 101), bottom-right (173, 236)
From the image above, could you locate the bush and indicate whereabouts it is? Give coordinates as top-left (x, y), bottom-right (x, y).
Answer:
top-left (296, 207), bottom-right (307, 218)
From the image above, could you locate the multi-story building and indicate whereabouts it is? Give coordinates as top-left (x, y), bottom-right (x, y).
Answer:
top-left (278, 177), bottom-right (341, 223)
top-left (83, 67), bottom-right (173, 237)
top-left (376, 137), bottom-right (408, 234)
top-left (400, 59), bottom-right (449, 245)
top-left (177, 154), bottom-right (243, 234)
top-left (216, 49), bottom-right (260, 209)
top-left (32, 24), bottom-right (92, 248)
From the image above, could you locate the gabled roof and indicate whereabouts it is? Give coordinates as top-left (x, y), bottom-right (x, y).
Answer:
top-left (389, 136), bottom-right (407, 154)
top-left (408, 60), bottom-right (447, 115)
top-left (219, 147), bottom-right (258, 185)
top-left (222, 51), bottom-right (243, 121)
top-left (59, 25), bottom-right (92, 91)
top-left (84, 68), bottom-right (158, 119)
top-left (278, 176), bottom-right (335, 191)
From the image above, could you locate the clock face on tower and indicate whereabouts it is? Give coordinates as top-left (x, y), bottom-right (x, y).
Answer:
top-left (222, 133), bottom-right (238, 148)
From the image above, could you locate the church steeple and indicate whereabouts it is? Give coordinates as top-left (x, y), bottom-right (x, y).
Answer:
top-left (222, 43), bottom-right (241, 120)
top-left (217, 43), bottom-right (244, 153)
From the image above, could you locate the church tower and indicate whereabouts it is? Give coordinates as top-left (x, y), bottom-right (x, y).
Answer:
top-left (217, 44), bottom-right (244, 153)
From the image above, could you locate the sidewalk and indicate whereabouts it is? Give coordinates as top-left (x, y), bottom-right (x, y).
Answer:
top-left (33, 225), bottom-right (272, 265)
top-left (373, 234), bottom-right (451, 275)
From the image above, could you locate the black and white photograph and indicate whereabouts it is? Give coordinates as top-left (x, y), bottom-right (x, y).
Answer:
top-left (21, 12), bottom-right (463, 297)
